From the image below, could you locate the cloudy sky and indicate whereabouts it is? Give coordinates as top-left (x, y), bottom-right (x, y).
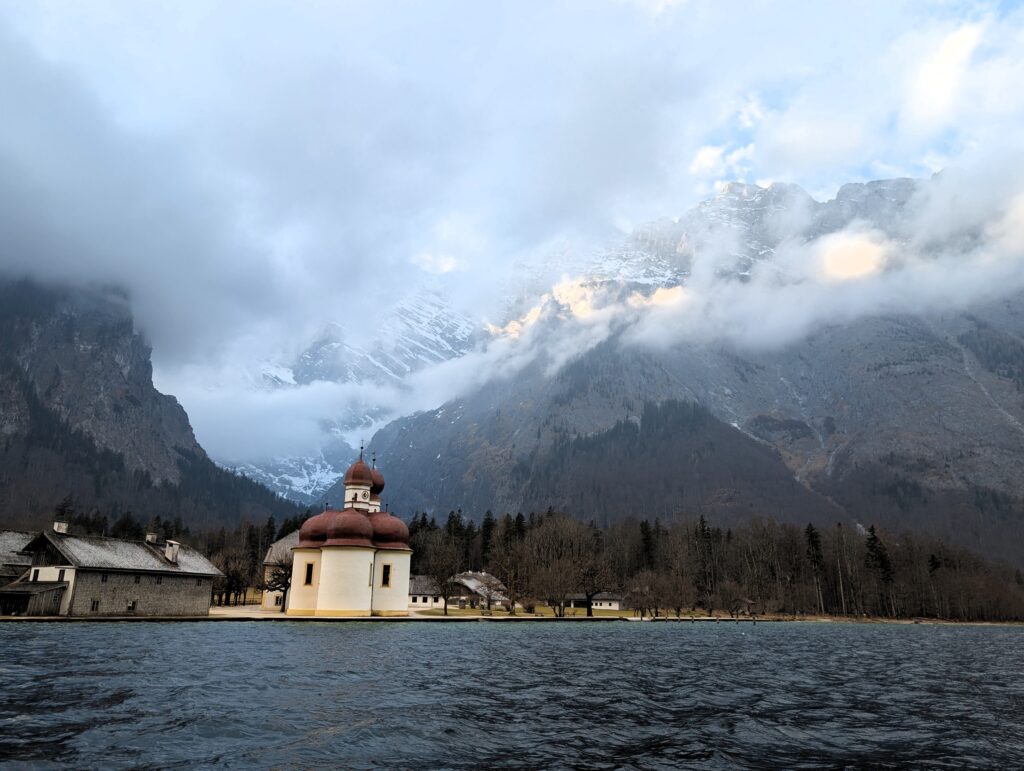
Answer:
top-left (1, 1), bottom-right (1023, 460)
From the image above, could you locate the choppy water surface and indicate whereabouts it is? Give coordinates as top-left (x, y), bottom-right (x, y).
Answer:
top-left (1, 621), bottom-right (1023, 769)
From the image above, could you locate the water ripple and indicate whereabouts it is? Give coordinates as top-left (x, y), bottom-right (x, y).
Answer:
top-left (0, 621), bottom-right (1022, 768)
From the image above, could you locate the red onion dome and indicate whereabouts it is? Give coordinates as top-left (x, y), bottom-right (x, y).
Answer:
top-left (368, 510), bottom-right (410, 550)
top-left (297, 510), bottom-right (331, 547)
top-left (370, 467), bottom-right (385, 496)
top-left (343, 458), bottom-right (374, 486)
top-left (323, 507), bottom-right (375, 548)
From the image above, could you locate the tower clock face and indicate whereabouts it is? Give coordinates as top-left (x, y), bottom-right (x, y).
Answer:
top-left (363, 491), bottom-right (369, 500)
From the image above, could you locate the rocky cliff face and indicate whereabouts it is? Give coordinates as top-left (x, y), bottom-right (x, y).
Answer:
top-left (0, 279), bottom-right (297, 529)
top-left (0, 281), bottom-right (201, 484)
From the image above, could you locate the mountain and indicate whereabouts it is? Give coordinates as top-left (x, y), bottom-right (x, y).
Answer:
top-left (0, 278), bottom-right (299, 530)
top-left (347, 177), bottom-right (1024, 565)
top-left (224, 285), bottom-right (478, 502)
top-left (292, 288), bottom-right (478, 386)
top-left (227, 437), bottom-right (355, 507)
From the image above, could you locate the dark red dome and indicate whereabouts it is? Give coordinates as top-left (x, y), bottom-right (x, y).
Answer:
top-left (298, 510), bottom-right (331, 547)
top-left (368, 510), bottom-right (410, 550)
top-left (343, 458), bottom-right (374, 486)
top-left (323, 507), bottom-right (374, 548)
top-left (370, 467), bottom-right (385, 496)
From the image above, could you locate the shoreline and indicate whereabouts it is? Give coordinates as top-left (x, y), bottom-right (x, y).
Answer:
top-left (1, 608), bottom-right (1021, 626)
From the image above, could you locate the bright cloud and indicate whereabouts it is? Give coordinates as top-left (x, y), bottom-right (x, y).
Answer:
top-left (904, 24), bottom-right (984, 132)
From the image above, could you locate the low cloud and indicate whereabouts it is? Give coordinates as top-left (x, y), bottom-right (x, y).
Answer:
top-left (2, 3), bottom-right (1024, 463)
top-left (487, 166), bottom-right (1024, 370)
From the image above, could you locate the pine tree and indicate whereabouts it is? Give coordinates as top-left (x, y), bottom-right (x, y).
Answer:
top-left (55, 493), bottom-right (74, 521)
top-left (480, 510), bottom-right (496, 564)
top-left (639, 520), bottom-right (655, 571)
top-left (805, 523), bottom-right (825, 613)
top-left (865, 525), bottom-right (895, 616)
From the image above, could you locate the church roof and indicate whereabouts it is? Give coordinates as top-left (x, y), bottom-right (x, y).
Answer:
top-left (343, 458), bottom-right (374, 486)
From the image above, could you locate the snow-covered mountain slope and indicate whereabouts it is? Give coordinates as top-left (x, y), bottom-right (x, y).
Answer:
top-left (292, 288), bottom-right (478, 386)
top-left (230, 440), bottom-right (352, 507)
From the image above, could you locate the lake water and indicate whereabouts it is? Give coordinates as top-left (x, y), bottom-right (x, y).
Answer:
top-left (1, 620), bottom-right (1022, 769)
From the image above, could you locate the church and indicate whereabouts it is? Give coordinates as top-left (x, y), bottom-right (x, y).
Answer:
top-left (287, 455), bottom-right (411, 617)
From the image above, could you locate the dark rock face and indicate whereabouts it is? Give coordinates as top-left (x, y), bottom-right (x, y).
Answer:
top-left (0, 281), bottom-right (200, 484)
top-left (0, 279), bottom-right (297, 529)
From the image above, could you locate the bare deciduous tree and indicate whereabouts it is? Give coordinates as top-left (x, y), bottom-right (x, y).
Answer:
top-left (421, 530), bottom-right (463, 616)
top-left (262, 540), bottom-right (293, 613)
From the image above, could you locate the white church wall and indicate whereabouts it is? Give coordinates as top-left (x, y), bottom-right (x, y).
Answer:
top-left (316, 546), bottom-right (375, 616)
top-left (371, 550), bottom-right (411, 616)
top-left (286, 548), bottom-right (321, 616)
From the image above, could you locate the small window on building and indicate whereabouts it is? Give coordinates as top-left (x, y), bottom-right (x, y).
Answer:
top-left (134, 575), bottom-right (141, 584)
top-left (274, 595), bottom-right (282, 606)
top-left (57, 569), bottom-right (65, 582)
top-left (412, 596), bottom-right (418, 603)
top-left (381, 564), bottom-right (392, 588)
top-left (368, 563), bottom-right (373, 587)
top-left (422, 596), bottom-right (429, 603)
top-left (304, 563), bottom-right (314, 586)
top-left (156, 576), bottom-right (162, 585)
top-left (101, 573), bottom-right (108, 583)
top-left (32, 569), bottom-right (39, 582)
top-left (127, 600), bottom-right (137, 612)
top-left (433, 596), bottom-right (439, 602)
top-left (90, 599), bottom-right (100, 612)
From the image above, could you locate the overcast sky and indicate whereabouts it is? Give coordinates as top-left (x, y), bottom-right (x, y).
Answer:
top-left (1, 1), bottom-right (1023, 460)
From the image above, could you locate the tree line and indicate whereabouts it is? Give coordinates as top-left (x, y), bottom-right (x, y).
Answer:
top-left (409, 509), bottom-right (1024, 621)
top-left (43, 495), bottom-right (1024, 621)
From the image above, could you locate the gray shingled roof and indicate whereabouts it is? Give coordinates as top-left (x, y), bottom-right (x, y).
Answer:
top-left (409, 575), bottom-right (440, 595)
top-left (0, 530), bottom-right (34, 583)
top-left (566, 592), bottom-right (624, 601)
top-left (409, 572), bottom-right (511, 601)
top-left (453, 572), bottom-right (510, 603)
top-left (36, 532), bottom-right (222, 576)
top-left (0, 581), bottom-right (68, 595)
top-left (263, 530), bottom-right (300, 565)
top-left (0, 530), bottom-right (33, 564)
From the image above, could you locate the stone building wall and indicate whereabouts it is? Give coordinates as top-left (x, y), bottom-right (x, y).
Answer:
top-left (67, 571), bottom-right (213, 616)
